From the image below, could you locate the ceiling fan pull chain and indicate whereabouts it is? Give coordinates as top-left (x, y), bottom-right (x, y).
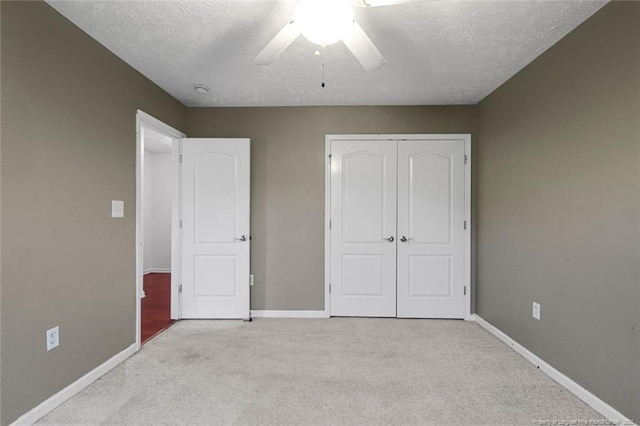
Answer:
top-left (321, 46), bottom-right (327, 88)
top-left (322, 61), bottom-right (326, 88)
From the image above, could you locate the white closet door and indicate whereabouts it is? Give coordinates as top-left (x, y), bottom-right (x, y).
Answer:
top-left (181, 138), bottom-right (250, 319)
top-left (330, 140), bottom-right (397, 317)
top-left (397, 139), bottom-right (466, 318)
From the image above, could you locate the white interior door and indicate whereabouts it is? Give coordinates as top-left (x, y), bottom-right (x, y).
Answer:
top-left (397, 139), bottom-right (466, 318)
top-left (330, 140), bottom-right (397, 317)
top-left (181, 138), bottom-right (250, 319)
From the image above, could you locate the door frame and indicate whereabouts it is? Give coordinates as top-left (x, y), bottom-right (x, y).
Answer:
top-left (135, 110), bottom-right (185, 349)
top-left (324, 134), bottom-right (472, 320)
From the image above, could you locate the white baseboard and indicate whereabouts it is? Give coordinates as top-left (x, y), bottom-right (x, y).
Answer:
top-left (143, 269), bottom-right (171, 275)
top-left (11, 343), bottom-right (137, 426)
top-left (472, 315), bottom-right (635, 425)
top-left (250, 310), bottom-right (329, 318)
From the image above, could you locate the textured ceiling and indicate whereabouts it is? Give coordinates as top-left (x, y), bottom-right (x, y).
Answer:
top-left (46, 0), bottom-right (607, 107)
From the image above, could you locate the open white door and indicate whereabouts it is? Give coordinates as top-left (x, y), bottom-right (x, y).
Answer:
top-left (397, 139), bottom-right (466, 318)
top-left (330, 140), bottom-right (397, 317)
top-left (181, 138), bottom-right (250, 319)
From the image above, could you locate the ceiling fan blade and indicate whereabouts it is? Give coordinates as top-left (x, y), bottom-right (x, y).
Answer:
top-left (342, 22), bottom-right (386, 71)
top-left (253, 20), bottom-right (300, 65)
top-left (356, 0), bottom-right (441, 7)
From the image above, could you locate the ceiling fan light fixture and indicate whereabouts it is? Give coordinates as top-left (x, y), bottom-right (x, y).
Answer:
top-left (294, 0), bottom-right (355, 47)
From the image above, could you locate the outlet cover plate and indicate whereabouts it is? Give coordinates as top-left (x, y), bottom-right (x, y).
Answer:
top-left (47, 326), bottom-right (59, 351)
top-left (532, 302), bottom-right (541, 320)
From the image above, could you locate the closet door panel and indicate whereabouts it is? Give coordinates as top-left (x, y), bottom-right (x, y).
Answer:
top-left (330, 140), bottom-right (397, 317)
top-left (397, 139), bottom-right (466, 318)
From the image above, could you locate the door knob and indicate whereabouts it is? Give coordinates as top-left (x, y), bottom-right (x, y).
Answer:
top-left (234, 235), bottom-right (248, 242)
top-left (384, 236), bottom-right (394, 242)
top-left (400, 236), bottom-right (413, 242)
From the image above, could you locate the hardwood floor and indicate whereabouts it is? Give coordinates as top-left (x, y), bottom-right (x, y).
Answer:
top-left (141, 273), bottom-right (174, 344)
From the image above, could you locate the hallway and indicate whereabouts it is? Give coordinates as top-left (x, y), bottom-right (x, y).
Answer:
top-left (141, 273), bottom-right (174, 343)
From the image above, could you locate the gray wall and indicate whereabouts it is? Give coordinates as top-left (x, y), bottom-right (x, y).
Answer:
top-left (187, 106), bottom-right (478, 311)
top-left (476, 1), bottom-right (640, 420)
top-left (0, 2), bottom-right (186, 424)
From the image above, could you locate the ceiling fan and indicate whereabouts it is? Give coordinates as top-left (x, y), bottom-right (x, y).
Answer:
top-left (253, 0), bottom-right (436, 71)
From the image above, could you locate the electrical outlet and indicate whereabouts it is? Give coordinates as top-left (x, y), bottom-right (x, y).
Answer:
top-left (249, 274), bottom-right (254, 286)
top-left (47, 326), bottom-right (59, 351)
top-left (532, 302), bottom-right (541, 320)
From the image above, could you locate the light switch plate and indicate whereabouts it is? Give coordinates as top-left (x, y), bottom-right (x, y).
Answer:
top-left (111, 200), bottom-right (124, 218)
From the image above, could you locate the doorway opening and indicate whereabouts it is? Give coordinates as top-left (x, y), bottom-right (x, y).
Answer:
top-left (141, 127), bottom-right (174, 343)
top-left (136, 111), bottom-right (185, 348)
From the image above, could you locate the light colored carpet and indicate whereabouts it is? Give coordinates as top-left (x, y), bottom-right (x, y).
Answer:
top-left (38, 319), bottom-right (603, 425)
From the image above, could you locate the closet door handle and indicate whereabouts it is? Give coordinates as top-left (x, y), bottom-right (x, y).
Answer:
top-left (400, 236), bottom-right (413, 243)
top-left (384, 236), bottom-right (395, 243)
top-left (234, 235), bottom-right (248, 242)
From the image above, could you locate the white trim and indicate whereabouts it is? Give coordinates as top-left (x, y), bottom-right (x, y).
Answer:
top-left (143, 268), bottom-right (172, 275)
top-left (472, 315), bottom-right (636, 425)
top-left (136, 110), bottom-right (185, 350)
top-left (170, 137), bottom-right (182, 320)
top-left (144, 269), bottom-right (171, 275)
top-left (463, 136), bottom-right (472, 321)
top-left (250, 310), bottom-right (330, 318)
top-left (10, 343), bottom-right (137, 426)
top-left (324, 134), bottom-right (472, 319)
top-left (324, 137), bottom-right (332, 317)
top-left (137, 111), bottom-right (184, 139)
